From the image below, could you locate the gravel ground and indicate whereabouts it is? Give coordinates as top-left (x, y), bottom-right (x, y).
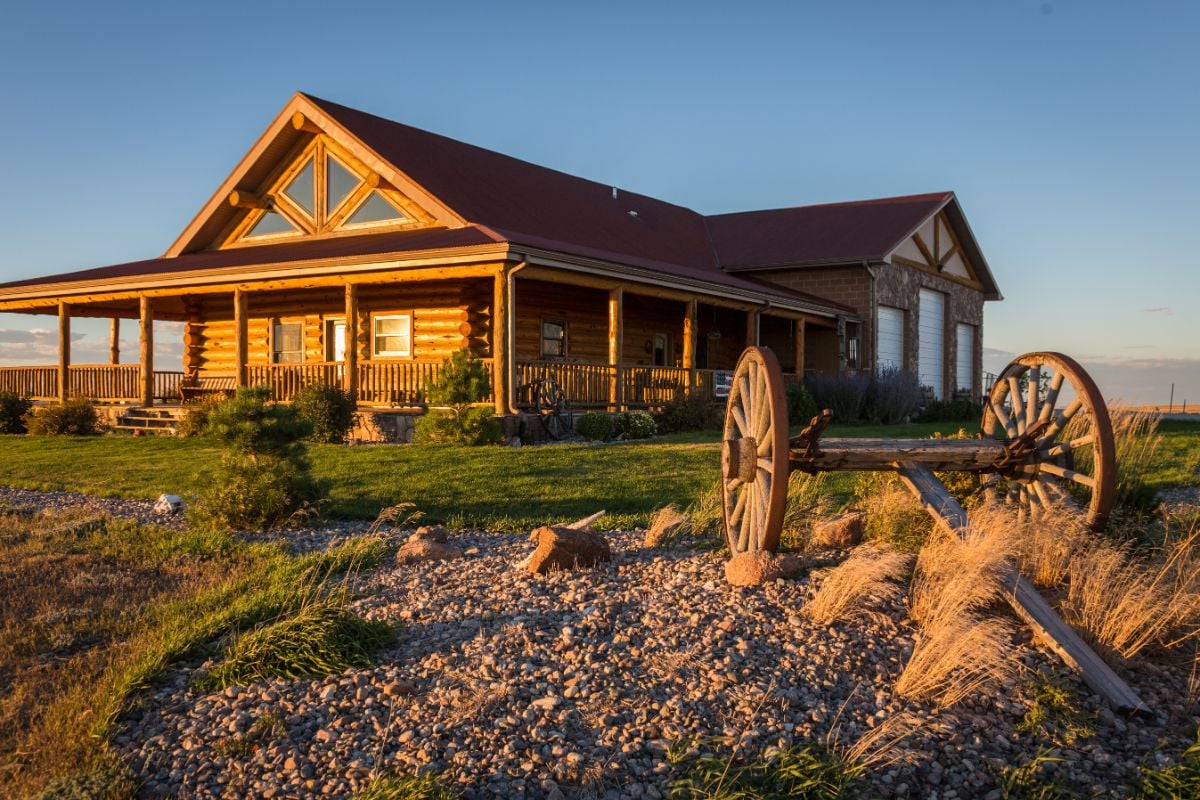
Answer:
top-left (117, 530), bottom-right (1199, 799)
top-left (7, 486), bottom-right (1200, 798)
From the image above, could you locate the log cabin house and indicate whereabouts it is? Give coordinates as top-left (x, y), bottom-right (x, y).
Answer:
top-left (0, 93), bottom-right (1000, 437)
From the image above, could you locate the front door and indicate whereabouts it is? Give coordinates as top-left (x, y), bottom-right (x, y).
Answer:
top-left (326, 319), bottom-right (347, 362)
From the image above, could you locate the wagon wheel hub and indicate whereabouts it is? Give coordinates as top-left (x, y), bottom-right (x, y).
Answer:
top-left (991, 420), bottom-right (1052, 480)
top-left (722, 436), bottom-right (759, 483)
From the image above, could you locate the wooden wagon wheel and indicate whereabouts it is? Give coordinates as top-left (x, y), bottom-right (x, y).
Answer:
top-left (980, 352), bottom-right (1116, 531)
top-left (721, 346), bottom-right (790, 555)
top-left (534, 378), bottom-right (573, 440)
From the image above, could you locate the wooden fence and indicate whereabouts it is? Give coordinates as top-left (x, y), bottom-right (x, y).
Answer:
top-left (0, 366), bottom-right (184, 402)
top-left (246, 362), bottom-right (345, 403)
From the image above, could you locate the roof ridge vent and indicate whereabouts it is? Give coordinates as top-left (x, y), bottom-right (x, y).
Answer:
top-left (612, 187), bottom-right (618, 200)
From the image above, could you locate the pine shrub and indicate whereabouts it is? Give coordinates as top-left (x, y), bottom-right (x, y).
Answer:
top-left (414, 349), bottom-right (501, 446)
top-left (187, 387), bottom-right (322, 531)
top-left (0, 391), bottom-right (33, 434)
top-left (293, 385), bottom-right (356, 444)
top-left (785, 382), bottom-right (819, 426)
top-left (176, 395), bottom-right (224, 438)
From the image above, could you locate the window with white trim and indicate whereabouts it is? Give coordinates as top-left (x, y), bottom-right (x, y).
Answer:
top-left (272, 322), bottom-right (304, 364)
top-left (373, 314), bottom-right (412, 358)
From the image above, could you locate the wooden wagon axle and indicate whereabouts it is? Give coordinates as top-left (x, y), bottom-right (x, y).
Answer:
top-left (720, 346), bottom-right (1142, 713)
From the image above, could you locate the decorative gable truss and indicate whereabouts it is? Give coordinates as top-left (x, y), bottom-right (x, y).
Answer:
top-left (889, 211), bottom-right (982, 289)
top-left (220, 134), bottom-right (437, 247)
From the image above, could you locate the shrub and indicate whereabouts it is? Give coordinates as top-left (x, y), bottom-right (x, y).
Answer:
top-left (187, 387), bottom-right (321, 531)
top-left (423, 348), bottom-right (491, 407)
top-left (197, 599), bottom-right (395, 689)
top-left (176, 395), bottom-right (224, 438)
top-left (785, 382), bottom-right (819, 426)
top-left (918, 398), bottom-right (984, 423)
top-left (294, 385), bottom-right (356, 444)
top-left (24, 398), bottom-right (100, 436)
top-left (618, 410), bottom-right (657, 439)
top-left (413, 406), bottom-right (502, 445)
top-left (414, 349), bottom-right (500, 446)
top-left (0, 391), bottom-right (33, 434)
top-left (576, 411), bottom-right (614, 441)
top-left (806, 373), bottom-right (869, 424)
top-left (654, 394), bottom-right (721, 433)
top-left (864, 368), bottom-right (921, 424)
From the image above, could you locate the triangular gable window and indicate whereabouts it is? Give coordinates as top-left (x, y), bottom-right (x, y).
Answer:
top-left (230, 136), bottom-right (424, 247)
top-left (343, 191), bottom-right (408, 228)
top-left (245, 209), bottom-right (301, 239)
top-left (326, 154), bottom-right (360, 217)
top-left (282, 157), bottom-right (316, 218)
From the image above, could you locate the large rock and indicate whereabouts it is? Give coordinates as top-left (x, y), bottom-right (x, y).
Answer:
top-left (408, 524), bottom-right (450, 543)
top-left (725, 551), bottom-right (810, 587)
top-left (811, 511), bottom-right (865, 549)
top-left (523, 525), bottom-right (611, 574)
top-left (395, 539), bottom-right (463, 565)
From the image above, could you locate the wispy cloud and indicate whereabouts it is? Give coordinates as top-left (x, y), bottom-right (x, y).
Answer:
top-left (1144, 307), bottom-right (1174, 315)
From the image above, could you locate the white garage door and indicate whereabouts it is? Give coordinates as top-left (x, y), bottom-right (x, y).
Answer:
top-left (956, 323), bottom-right (975, 393)
top-left (918, 289), bottom-right (945, 399)
top-left (876, 306), bottom-right (904, 373)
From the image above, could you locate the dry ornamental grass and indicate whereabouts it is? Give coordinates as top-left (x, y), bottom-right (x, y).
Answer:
top-left (802, 543), bottom-right (911, 624)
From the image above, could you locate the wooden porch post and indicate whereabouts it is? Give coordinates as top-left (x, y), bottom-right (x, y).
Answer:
top-left (57, 301), bottom-right (70, 403)
top-left (683, 299), bottom-right (697, 396)
top-left (234, 289), bottom-right (248, 388)
top-left (793, 318), bottom-right (806, 377)
top-left (109, 318), bottom-right (120, 365)
top-left (492, 269), bottom-right (512, 415)
top-left (344, 283), bottom-right (359, 403)
top-left (139, 295), bottom-right (154, 407)
top-left (608, 287), bottom-right (623, 410)
top-left (745, 309), bottom-right (760, 348)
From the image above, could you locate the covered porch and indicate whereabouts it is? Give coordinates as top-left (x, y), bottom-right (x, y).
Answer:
top-left (0, 262), bottom-right (842, 414)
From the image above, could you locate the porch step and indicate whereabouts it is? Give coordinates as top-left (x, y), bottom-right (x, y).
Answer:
top-left (113, 407), bottom-right (186, 436)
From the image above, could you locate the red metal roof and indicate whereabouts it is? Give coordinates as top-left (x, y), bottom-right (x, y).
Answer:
top-left (0, 94), bottom-right (999, 307)
top-left (707, 193), bottom-right (953, 269)
top-left (0, 227), bottom-right (502, 289)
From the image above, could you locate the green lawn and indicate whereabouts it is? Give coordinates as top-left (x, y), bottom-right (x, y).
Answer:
top-left (2, 418), bottom-right (1195, 531)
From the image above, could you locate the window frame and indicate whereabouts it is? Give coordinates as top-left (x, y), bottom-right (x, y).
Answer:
top-left (540, 318), bottom-right (568, 359)
top-left (324, 317), bottom-right (347, 362)
top-left (371, 312), bottom-right (414, 359)
top-left (271, 319), bottom-right (305, 364)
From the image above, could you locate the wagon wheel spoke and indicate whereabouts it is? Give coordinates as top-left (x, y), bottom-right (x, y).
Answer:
top-left (722, 346), bottom-right (790, 556)
top-left (980, 352), bottom-right (1115, 531)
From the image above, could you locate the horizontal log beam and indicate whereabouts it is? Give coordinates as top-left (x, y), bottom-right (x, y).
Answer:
top-left (792, 437), bottom-right (1005, 472)
top-left (228, 190), bottom-right (268, 210)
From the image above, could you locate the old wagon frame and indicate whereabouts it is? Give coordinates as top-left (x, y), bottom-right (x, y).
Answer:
top-left (721, 346), bottom-right (1142, 713)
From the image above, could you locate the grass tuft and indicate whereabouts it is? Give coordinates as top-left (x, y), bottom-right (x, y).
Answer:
top-left (198, 600), bottom-right (395, 690)
top-left (1135, 730), bottom-right (1200, 800)
top-left (801, 543), bottom-right (911, 624)
top-left (351, 772), bottom-right (459, 800)
top-left (666, 740), bottom-right (859, 800)
top-left (853, 473), bottom-right (932, 553)
top-left (645, 503), bottom-right (690, 548)
top-left (1016, 674), bottom-right (1096, 747)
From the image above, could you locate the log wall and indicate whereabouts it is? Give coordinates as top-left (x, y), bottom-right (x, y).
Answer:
top-left (186, 279), bottom-right (492, 376)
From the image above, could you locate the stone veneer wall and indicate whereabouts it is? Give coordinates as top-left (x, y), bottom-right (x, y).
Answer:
top-left (747, 263), bottom-right (985, 398)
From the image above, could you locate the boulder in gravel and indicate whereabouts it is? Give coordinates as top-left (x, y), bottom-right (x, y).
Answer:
top-left (523, 525), bottom-right (611, 574)
top-left (395, 539), bottom-right (463, 565)
top-left (725, 551), bottom-right (810, 586)
top-left (407, 524), bottom-right (450, 543)
top-left (153, 494), bottom-right (184, 516)
top-left (811, 511), bottom-right (865, 549)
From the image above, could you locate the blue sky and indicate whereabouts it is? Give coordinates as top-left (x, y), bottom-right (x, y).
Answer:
top-left (0, 0), bottom-right (1196, 406)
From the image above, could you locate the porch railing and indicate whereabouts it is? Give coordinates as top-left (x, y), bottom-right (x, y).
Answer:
top-left (0, 366), bottom-right (185, 402)
top-left (517, 361), bottom-right (615, 408)
top-left (623, 365), bottom-right (689, 407)
top-left (246, 362), bottom-right (345, 403)
top-left (356, 360), bottom-right (445, 406)
top-left (68, 365), bottom-right (140, 401)
top-left (0, 366), bottom-right (58, 399)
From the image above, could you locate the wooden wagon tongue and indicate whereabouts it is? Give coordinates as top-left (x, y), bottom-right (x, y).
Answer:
top-left (721, 346), bottom-right (1146, 715)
